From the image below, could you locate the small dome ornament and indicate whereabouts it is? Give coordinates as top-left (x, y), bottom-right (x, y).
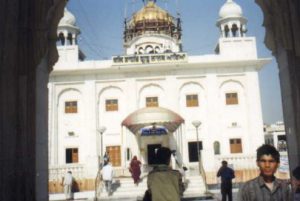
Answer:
top-left (219, 0), bottom-right (243, 19)
top-left (59, 8), bottom-right (77, 27)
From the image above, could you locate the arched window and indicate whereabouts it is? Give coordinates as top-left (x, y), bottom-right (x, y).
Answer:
top-left (214, 141), bottom-right (220, 155)
top-left (231, 24), bottom-right (238, 37)
top-left (154, 46), bottom-right (160, 54)
top-left (57, 32), bottom-right (65, 46)
top-left (145, 45), bottom-right (154, 54)
top-left (240, 25), bottom-right (247, 37)
top-left (224, 25), bottom-right (230, 37)
top-left (67, 33), bottom-right (73, 45)
top-left (138, 47), bottom-right (144, 54)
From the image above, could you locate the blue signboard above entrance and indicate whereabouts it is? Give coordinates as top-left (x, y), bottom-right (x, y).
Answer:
top-left (141, 127), bottom-right (168, 136)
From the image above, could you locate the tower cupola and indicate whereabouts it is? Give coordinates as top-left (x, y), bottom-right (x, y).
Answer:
top-left (55, 8), bottom-right (85, 63)
top-left (57, 8), bottom-right (80, 46)
top-left (123, 0), bottom-right (182, 55)
top-left (216, 0), bottom-right (247, 38)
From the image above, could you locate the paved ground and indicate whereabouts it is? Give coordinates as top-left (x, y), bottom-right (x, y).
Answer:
top-left (51, 189), bottom-right (239, 201)
top-left (208, 189), bottom-right (238, 201)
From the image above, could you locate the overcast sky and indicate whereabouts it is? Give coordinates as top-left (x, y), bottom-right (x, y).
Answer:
top-left (67, 0), bottom-right (283, 124)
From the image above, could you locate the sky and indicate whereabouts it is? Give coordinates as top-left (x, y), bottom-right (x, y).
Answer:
top-left (67, 0), bottom-right (283, 124)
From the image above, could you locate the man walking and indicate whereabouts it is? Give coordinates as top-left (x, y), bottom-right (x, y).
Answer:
top-left (101, 160), bottom-right (113, 196)
top-left (238, 144), bottom-right (290, 201)
top-left (62, 171), bottom-right (73, 200)
top-left (217, 160), bottom-right (235, 201)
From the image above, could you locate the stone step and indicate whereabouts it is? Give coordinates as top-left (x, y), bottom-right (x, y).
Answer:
top-left (97, 174), bottom-right (207, 200)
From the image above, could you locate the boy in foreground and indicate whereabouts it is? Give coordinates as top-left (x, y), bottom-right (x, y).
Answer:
top-left (238, 144), bottom-right (290, 201)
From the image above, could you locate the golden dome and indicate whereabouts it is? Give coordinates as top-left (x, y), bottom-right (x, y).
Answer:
top-left (131, 1), bottom-right (173, 24)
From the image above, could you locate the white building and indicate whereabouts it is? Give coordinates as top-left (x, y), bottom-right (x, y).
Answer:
top-left (264, 121), bottom-right (287, 152)
top-left (48, 0), bottom-right (270, 187)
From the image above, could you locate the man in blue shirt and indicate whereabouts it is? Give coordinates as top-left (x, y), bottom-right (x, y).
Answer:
top-left (217, 160), bottom-right (235, 201)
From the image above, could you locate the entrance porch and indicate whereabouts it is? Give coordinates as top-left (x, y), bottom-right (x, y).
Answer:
top-left (122, 107), bottom-right (185, 168)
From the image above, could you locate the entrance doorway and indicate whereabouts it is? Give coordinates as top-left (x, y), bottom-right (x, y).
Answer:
top-left (147, 144), bottom-right (161, 165)
top-left (188, 141), bottom-right (203, 162)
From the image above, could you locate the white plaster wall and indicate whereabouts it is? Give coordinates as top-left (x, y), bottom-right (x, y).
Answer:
top-left (219, 37), bottom-right (257, 59)
top-left (245, 69), bottom-right (265, 153)
top-left (218, 78), bottom-right (247, 154)
top-left (56, 87), bottom-right (83, 165)
top-left (98, 86), bottom-right (125, 142)
top-left (82, 80), bottom-right (98, 177)
top-left (138, 81), bottom-right (166, 108)
top-left (56, 46), bottom-right (79, 65)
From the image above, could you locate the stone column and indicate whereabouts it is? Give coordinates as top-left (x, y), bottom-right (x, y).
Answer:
top-left (255, 0), bottom-right (300, 170)
top-left (0, 0), bottom-right (66, 200)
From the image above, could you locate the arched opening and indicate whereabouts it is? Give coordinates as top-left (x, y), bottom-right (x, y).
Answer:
top-left (67, 32), bottom-right (73, 45)
top-left (240, 25), bottom-right (246, 37)
top-left (57, 32), bottom-right (65, 46)
top-left (145, 45), bottom-right (154, 54)
top-left (224, 25), bottom-right (230, 37)
top-left (154, 46), bottom-right (160, 53)
top-left (213, 141), bottom-right (221, 155)
top-left (138, 47), bottom-right (144, 54)
top-left (231, 24), bottom-right (238, 37)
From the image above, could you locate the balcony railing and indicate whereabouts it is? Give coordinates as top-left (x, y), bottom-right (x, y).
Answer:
top-left (49, 164), bottom-right (84, 181)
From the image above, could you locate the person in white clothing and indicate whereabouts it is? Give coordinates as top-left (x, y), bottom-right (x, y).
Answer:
top-left (101, 160), bottom-right (113, 195)
top-left (62, 171), bottom-right (73, 200)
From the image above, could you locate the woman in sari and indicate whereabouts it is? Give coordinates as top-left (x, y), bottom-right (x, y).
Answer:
top-left (130, 156), bottom-right (141, 185)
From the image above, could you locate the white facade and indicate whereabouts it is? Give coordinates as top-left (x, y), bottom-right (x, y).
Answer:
top-left (49, 1), bottom-right (270, 179)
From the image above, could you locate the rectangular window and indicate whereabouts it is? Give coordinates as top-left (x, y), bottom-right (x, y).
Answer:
top-left (106, 146), bottom-right (121, 167)
top-left (188, 141), bottom-right (203, 162)
top-left (231, 122), bottom-right (237, 127)
top-left (230, 138), bottom-right (243, 153)
top-left (186, 94), bottom-right (199, 107)
top-left (65, 101), bottom-right (77, 113)
top-left (226, 93), bottom-right (238, 105)
top-left (126, 148), bottom-right (131, 161)
top-left (66, 148), bottom-right (78, 163)
top-left (146, 97), bottom-right (159, 107)
top-left (105, 99), bottom-right (118, 111)
top-left (68, 131), bottom-right (75, 136)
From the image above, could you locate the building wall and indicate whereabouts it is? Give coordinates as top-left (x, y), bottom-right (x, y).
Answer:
top-left (49, 59), bottom-right (265, 179)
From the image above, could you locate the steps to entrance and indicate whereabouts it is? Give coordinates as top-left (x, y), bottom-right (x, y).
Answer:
top-left (97, 173), bottom-right (208, 200)
top-left (183, 174), bottom-right (207, 198)
top-left (98, 177), bottom-right (147, 200)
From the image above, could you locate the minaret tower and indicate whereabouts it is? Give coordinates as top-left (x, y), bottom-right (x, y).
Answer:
top-left (123, 0), bottom-right (182, 55)
top-left (215, 0), bottom-right (257, 59)
top-left (56, 8), bottom-right (85, 64)
top-left (217, 0), bottom-right (247, 38)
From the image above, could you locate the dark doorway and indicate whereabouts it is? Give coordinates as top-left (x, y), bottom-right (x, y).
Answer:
top-left (147, 144), bottom-right (161, 165)
top-left (188, 141), bottom-right (202, 162)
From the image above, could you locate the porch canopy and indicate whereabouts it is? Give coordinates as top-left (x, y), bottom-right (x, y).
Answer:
top-left (122, 107), bottom-right (184, 134)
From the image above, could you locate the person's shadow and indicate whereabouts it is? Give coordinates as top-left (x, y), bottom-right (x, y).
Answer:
top-left (110, 179), bottom-right (121, 195)
top-left (72, 179), bottom-right (80, 193)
